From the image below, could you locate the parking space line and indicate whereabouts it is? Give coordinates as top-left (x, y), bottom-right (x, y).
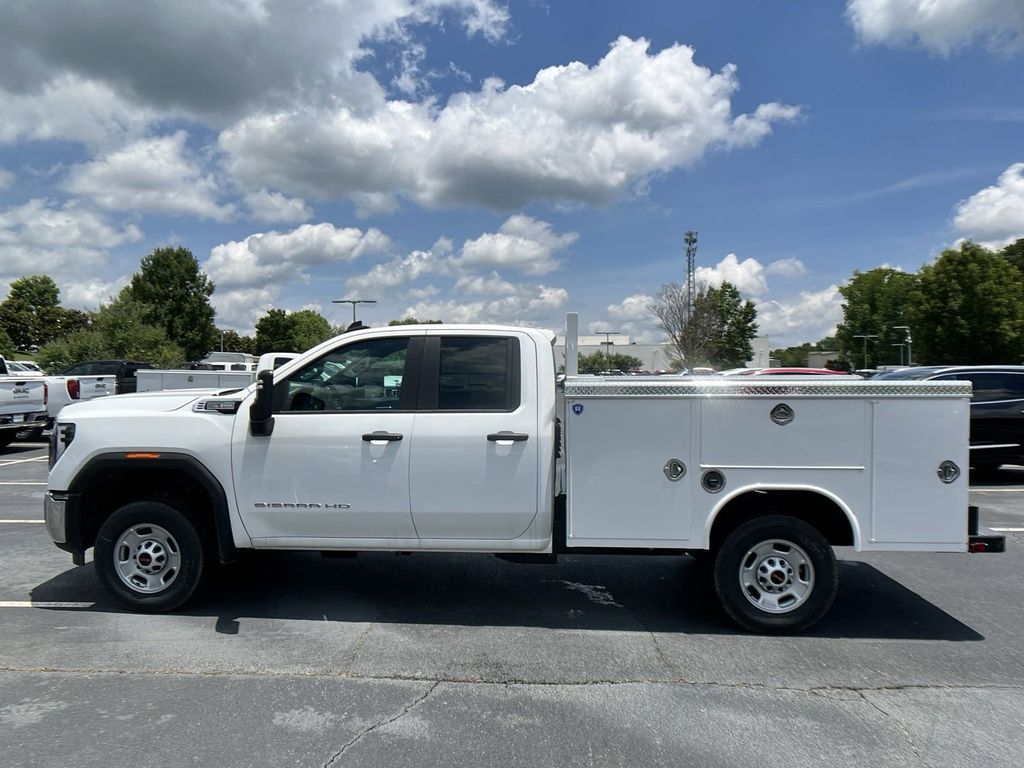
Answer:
top-left (0, 601), bottom-right (94, 609)
top-left (0, 519), bottom-right (45, 524)
top-left (0, 456), bottom-right (48, 467)
top-left (990, 527), bottom-right (1024, 532)
top-left (970, 487), bottom-right (1024, 492)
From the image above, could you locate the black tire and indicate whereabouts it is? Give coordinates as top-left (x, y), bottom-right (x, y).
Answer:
top-left (0, 432), bottom-right (15, 449)
top-left (94, 501), bottom-right (206, 612)
top-left (14, 427), bottom-right (44, 442)
top-left (713, 515), bottom-right (838, 634)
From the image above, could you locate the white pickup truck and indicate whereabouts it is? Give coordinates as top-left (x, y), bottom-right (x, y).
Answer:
top-left (0, 361), bottom-right (47, 449)
top-left (2, 359), bottom-right (114, 440)
top-left (43, 316), bottom-right (1003, 632)
top-left (135, 353), bottom-right (299, 393)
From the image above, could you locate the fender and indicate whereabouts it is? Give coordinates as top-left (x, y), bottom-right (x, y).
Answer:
top-left (63, 452), bottom-right (237, 564)
top-left (703, 483), bottom-right (862, 550)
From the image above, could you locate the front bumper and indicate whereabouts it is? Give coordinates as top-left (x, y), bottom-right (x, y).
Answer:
top-left (44, 490), bottom-right (86, 565)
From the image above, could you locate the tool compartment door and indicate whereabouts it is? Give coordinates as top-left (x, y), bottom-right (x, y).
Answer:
top-left (566, 397), bottom-right (692, 547)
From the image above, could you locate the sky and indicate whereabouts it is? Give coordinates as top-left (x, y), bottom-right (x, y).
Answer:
top-left (0, 0), bottom-right (1021, 347)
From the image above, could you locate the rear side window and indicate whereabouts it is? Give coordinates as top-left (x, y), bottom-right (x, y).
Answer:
top-left (437, 337), bottom-right (519, 411)
top-left (960, 372), bottom-right (1024, 403)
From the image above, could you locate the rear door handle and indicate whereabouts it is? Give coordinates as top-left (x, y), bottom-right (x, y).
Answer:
top-left (362, 431), bottom-right (403, 443)
top-left (487, 432), bottom-right (529, 443)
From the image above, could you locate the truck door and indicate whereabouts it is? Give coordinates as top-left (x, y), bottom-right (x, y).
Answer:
top-left (232, 333), bottom-right (423, 541)
top-left (409, 334), bottom-right (540, 540)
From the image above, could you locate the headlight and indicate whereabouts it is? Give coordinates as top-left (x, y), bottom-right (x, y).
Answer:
top-left (48, 422), bottom-right (76, 469)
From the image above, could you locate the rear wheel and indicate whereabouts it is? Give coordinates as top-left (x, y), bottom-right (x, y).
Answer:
top-left (713, 515), bottom-right (838, 634)
top-left (14, 427), bottom-right (44, 442)
top-left (94, 501), bottom-right (206, 612)
top-left (0, 432), bottom-right (15, 450)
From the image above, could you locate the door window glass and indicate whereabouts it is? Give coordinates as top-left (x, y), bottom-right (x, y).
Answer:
top-left (963, 373), bottom-right (1024, 403)
top-left (280, 337), bottom-right (410, 412)
top-left (438, 337), bottom-right (518, 411)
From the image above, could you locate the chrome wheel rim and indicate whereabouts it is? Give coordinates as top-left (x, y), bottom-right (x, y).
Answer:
top-left (739, 539), bottom-right (814, 614)
top-left (113, 524), bottom-right (181, 594)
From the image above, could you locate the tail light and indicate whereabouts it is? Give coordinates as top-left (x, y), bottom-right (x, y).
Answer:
top-left (67, 379), bottom-right (80, 399)
top-left (43, 382), bottom-right (48, 405)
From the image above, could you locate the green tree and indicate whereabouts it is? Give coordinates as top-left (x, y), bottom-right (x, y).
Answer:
top-left (652, 281), bottom-right (719, 368)
top-left (0, 327), bottom-right (14, 358)
top-left (652, 280), bottom-right (759, 368)
top-left (388, 317), bottom-right (443, 326)
top-left (289, 309), bottom-right (334, 351)
top-left (124, 246), bottom-right (217, 361)
top-left (576, 351), bottom-right (644, 374)
top-left (706, 283), bottom-right (758, 367)
top-left (910, 241), bottom-right (1024, 364)
top-left (218, 330), bottom-right (256, 354)
top-left (1001, 238), bottom-right (1024, 275)
top-left (0, 275), bottom-right (65, 350)
top-left (35, 297), bottom-right (184, 373)
top-left (254, 309), bottom-right (296, 354)
top-left (835, 268), bottom-right (917, 368)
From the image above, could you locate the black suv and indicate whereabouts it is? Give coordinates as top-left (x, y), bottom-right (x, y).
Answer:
top-left (60, 360), bottom-right (154, 394)
top-left (875, 365), bottom-right (1024, 470)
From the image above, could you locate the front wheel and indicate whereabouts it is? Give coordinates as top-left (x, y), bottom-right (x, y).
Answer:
top-left (713, 515), bottom-right (838, 634)
top-left (94, 501), bottom-right (206, 612)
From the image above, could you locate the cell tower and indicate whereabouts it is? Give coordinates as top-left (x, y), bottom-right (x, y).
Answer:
top-left (684, 230), bottom-right (698, 318)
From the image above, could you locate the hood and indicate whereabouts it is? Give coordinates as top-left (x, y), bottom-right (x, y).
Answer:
top-left (59, 389), bottom-right (221, 415)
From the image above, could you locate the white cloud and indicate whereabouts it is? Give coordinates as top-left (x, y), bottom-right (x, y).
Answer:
top-left (345, 237), bottom-right (452, 294)
top-left (454, 272), bottom-right (519, 296)
top-left (606, 294), bottom-right (656, 322)
top-left (764, 257), bottom-right (808, 278)
top-left (755, 286), bottom-right (843, 346)
top-left (64, 131), bottom-right (234, 220)
top-left (244, 189), bottom-right (313, 224)
top-left (404, 282), bottom-right (568, 325)
top-left (0, 168), bottom-right (13, 190)
top-left (953, 162), bottom-right (1024, 248)
top-left (0, 199), bottom-right (142, 282)
top-left (0, 75), bottom-right (157, 149)
top-left (210, 286), bottom-right (278, 335)
top-left (0, 1), bottom-right (508, 123)
top-left (221, 37), bottom-right (799, 210)
top-left (206, 223), bottom-right (392, 290)
top-left (847, 0), bottom-right (1024, 55)
top-left (454, 215), bottom-right (578, 275)
top-left (59, 275), bottom-right (130, 311)
top-left (407, 284), bottom-right (440, 300)
top-left (696, 253), bottom-right (769, 296)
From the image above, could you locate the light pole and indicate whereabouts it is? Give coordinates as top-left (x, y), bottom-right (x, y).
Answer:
top-left (890, 343), bottom-right (905, 366)
top-left (599, 331), bottom-right (620, 369)
top-left (853, 334), bottom-right (878, 369)
top-left (332, 298), bottom-right (377, 325)
top-left (893, 326), bottom-right (912, 366)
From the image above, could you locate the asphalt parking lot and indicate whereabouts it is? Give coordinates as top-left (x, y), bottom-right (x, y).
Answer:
top-left (1, 440), bottom-right (1023, 768)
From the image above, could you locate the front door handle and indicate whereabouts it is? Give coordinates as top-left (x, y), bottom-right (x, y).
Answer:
top-left (362, 431), bottom-right (403, 443)
top-left (487, 431), bottom-right (529, 443)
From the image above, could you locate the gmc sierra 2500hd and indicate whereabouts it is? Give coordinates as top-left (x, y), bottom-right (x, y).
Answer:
top-left (43, 315), bottom-right (1003, 633)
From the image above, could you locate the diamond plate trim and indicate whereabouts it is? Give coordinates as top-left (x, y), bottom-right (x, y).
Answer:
top-left (563, 378), bottom-right (973, 398)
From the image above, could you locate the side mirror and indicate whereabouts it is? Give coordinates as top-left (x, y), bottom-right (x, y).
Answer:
top-left (249, 369), bottom-right (275, 436)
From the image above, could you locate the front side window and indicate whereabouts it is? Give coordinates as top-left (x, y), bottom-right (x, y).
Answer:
top-left (437, 337), bottom-right (518, 411)
top-left (279, 337), bottom-right (410, 412)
